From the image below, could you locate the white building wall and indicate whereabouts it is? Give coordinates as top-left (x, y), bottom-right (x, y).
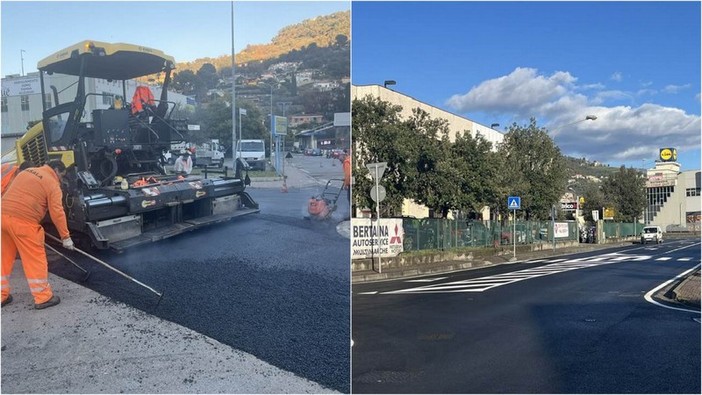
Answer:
top-left (352, 84), bottom-right (504, 149)
top-left (645, 163), bottom-right (701, 231)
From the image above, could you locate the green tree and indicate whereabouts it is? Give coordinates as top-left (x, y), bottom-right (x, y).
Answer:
top-left (450, 131), bottom-right (500, 217)
top-left (196, 94), bottom-right (267, 157)
top-left (352, 96), bottom-right (408, 216)
top-left (402, 108), bottom-right (455, 218)
top-left (603, 166), bottom-right (646, 221)
top-left (197, 63), bottom-right (219, 90)
top-left (580, 182), bottom-right (609, 223)
top-left (172, 70), bottom-right (202, 96)
top-left (497, 119), bottom-right (568, 220)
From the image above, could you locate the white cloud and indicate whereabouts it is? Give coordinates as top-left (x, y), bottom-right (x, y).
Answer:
top-left (610, 72), bottom-right (623, 82)
top-left (592, 90), bottom-right (634, 105)
top-left (444, 68), bottom-right (701, 166)
top-left (445, 67), bottom-right (576, 117)
top-left (662, 84), bottom-right (691, 94)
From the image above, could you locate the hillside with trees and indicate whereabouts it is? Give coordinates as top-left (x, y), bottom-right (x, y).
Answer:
top-left (175, 11), bottom-right (350, 74)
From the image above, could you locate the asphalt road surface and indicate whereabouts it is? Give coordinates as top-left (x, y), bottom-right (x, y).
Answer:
top-left (353, 240), bottom-right (701, 393)
top-left (48, 186), bottom-right (350, 393)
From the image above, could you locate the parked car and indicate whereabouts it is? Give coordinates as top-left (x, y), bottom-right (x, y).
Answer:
top-left (311, 148), bottom-right (323, 156)
top-left (640, 225), bottom-right (663, 244)
top-left (304, 148), bottom-right (314, 156)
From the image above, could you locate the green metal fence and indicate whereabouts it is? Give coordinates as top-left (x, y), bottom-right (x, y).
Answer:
top-left (401, 218), bottom-right (579, 252)
top-left (603, 222), bottom-right (645, 239)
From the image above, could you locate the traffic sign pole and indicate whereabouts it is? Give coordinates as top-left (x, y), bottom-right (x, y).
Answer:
top-left (366, 162), bottom-right (387, 274)
top-left (375, 165), bottom-right (381, 274)
top-left (507, 196), bottom-right (521, 259)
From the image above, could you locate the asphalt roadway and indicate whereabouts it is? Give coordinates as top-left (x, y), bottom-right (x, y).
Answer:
top-left (352, 239), bottom-right (701, 393)
top-left (1, 159), bottom-right (351, 393)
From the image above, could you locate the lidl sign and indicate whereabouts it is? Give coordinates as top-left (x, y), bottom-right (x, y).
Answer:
top-left (659, 148), bottom-right (677, 162)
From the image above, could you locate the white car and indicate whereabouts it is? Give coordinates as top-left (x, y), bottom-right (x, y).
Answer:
top-left (640, 226), bottom-right (663, 244)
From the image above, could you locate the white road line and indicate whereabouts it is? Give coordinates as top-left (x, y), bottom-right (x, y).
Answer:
top-left (644, 264), bottom-right (701, 314)
top-left (586, 257), bottom-right (609, 262)
top-left (612, 256), bottom-right (635, 261)
top-left (405, 277), bottom-right (448, 283)
top-left (527, 259), bottom-right (546, 263)
top-left (656, 257), bottom-right (672, 261)
top-left (377, 252), bottom-right (657, 295)
top-left (678, 258), bottom-right (692, 261)
top-left (357, 291), bottom-right (379, 295)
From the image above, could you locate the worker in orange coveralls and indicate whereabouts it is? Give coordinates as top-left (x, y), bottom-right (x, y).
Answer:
top-left (1, 161), bottom-right (34, 195)
top-left (342, 149), bottom-right (352, 221)
top-left (1, 160), bottom-right (74, 309)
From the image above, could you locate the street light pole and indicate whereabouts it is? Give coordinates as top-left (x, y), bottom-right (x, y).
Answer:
top-left (20, 49), bottom-right (26, 76)
top-left (230, 2), bottom-right (237, 172)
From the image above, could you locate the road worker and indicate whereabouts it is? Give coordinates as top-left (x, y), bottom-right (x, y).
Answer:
top-left (1, 160), bottom-right (74, 309)
top-left (174, 149), bottom-right (193, 175)
top-left (1, 161), bottom-right (34, 196)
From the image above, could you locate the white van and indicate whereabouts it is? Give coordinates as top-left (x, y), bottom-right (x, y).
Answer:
top-left (640, 225), bottom-right (663, 244)
top-left (236, 139), bottom-right (266, 171)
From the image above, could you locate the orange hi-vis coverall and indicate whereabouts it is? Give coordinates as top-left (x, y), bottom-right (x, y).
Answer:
top-left (343, 154), bottom-right (351, 189)
top-left (1, 162), bottom-right (20, 195)
top-left (1, 165), bottom-right (70, 304)
top-left (131, 86), bottom-right (155, 115)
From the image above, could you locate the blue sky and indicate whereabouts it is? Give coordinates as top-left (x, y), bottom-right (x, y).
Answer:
top-left (1, 1), bottom-right (349, 75)
top-left (352, 1), bottom-right (701, 171)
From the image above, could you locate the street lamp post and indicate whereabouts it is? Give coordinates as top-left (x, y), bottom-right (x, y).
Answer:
top-left (20, 50), bottom-right (26, 76)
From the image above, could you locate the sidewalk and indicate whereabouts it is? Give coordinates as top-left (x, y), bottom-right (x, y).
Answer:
top-left (223, 157), bottom-right (322, 190)
top-left (0, 261), bottom-right (335, 393)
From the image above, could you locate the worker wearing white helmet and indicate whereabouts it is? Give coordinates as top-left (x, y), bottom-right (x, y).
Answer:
top-left (174, 149), bottom-right (193, 175)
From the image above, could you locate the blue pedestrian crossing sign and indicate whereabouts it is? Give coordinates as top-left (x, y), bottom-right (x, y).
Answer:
top-left (508, 196), bottom-right (521, 210)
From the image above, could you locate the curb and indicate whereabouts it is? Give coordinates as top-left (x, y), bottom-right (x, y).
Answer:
top-left (670, 269), bottom-right (701, 308)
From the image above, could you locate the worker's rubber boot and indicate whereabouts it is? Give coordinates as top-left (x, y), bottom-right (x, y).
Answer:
top-left (1, 294), bottom-right (12, 307)
top-left (34, 295), bottom-right (60, 310)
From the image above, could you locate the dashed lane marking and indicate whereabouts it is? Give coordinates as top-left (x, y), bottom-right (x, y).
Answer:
top-left (656, 257), bottom-right (672, 261)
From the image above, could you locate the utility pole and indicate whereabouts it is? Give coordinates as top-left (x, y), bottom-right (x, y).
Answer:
top-left (230, 2), bottom-right (237, 172)
top-left (20, 49), bottom-right (26, 76)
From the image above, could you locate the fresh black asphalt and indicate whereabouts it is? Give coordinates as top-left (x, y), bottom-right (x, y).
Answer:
top-left (353, 240), bottom-right (701, 393)
top-left (48, 187), bottom-right (350, 393)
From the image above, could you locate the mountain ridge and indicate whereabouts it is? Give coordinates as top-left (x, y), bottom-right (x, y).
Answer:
top-left (175, 10), bottom-right (350, 74)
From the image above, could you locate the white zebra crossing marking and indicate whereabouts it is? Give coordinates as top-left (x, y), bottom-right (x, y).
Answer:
top-left (382, 253), bottom-right (653, 295)
top-left (405, 277), bottom-right (448, 283)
